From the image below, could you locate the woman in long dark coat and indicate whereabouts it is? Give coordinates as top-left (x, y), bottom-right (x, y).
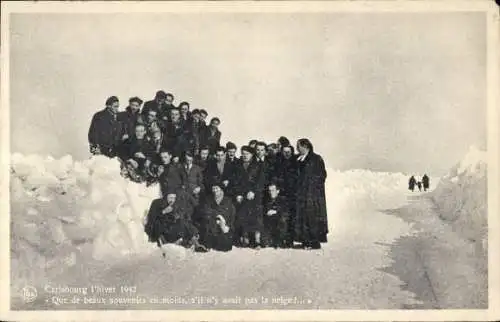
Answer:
top-left (294, 138), bottom-right (328, 249)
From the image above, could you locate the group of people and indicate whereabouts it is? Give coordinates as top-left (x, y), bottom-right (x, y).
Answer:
top-left (408, 174), bottom-right (430, 192)
top-left (88, 90), bottom-right (329, 255)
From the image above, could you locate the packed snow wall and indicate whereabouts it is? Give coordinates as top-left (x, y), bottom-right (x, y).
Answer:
top-left (10, 154), bottom-right (161, 294)
top-left (430, 146), bottom-right (488, 254)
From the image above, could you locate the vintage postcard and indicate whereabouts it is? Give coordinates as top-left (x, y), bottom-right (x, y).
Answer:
top-left (0, 1), bottom-right (498, 321)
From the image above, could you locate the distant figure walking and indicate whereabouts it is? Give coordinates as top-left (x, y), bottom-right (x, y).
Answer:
top-left (408, 176), bottom-right (417, 192)
top-left (417, 181), bottom-right (422, 192)
top-left (422, 174), bottom-right (430, 191)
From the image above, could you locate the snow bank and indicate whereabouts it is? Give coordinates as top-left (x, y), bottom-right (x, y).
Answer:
top-left (325, 169), bottom-right (409, 237)
top-left (10, 153), bottom-right (161, 294)
top-left (431, 146), bottom-right (488, 254)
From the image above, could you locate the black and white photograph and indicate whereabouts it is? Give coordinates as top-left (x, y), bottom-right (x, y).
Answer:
top-left (1, 1), bottom-right (499, 321)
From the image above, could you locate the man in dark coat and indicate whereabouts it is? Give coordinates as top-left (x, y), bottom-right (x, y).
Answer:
top-left (178, 152), bottom-right (205, 202)
top-left (422, 174), bottom-right (430, 191)
top-left (201, 117), bottom-right (222, 155)
top-left (144, 191), bottom-right (207, 256)
top-left (199, 183), bottom-right (236, 252)
top-left (255, 141), bottom-right (277, 186)
top-left (165, 108), bottom-right (189, 156)
top-left (118, 96), bottom-right (144, 139)
top-left (275, 145), bottom-right (298, 246)
top-left (189, 109), bottom-right (203, 155)
top-left (199, 109), bottom-right (208, 128)
top-left (159, 92), bottom-right (176, 122)
top-left (88, 96), bottom-right (126, 158)
top-left (233, 145), bottom-right (266, 248)
top-left (156, 150), bottom-right (183, 198)
top-left (178, 151), bottom-right (205, 224)
top-left (264, 183), bottom-right (290, 248)
top-left (204, 147), bottom-right (235, 197)
top-left (118, 123), bottom-right (153, 172)
top-left (146, 127), bottom-right (168, 165)
top-left (295, 138), bottom-right (328, 249)
top-left (194, 146), bottom-right (210, 171)
top-left (142, 90), bottom-right (167, 120)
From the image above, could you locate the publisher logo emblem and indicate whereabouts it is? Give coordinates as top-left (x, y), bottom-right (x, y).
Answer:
top-left (22, 286), bottom-right (38, 303)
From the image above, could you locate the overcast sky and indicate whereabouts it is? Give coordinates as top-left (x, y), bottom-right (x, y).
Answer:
top-left (10, 12), bottom-right (486, 175)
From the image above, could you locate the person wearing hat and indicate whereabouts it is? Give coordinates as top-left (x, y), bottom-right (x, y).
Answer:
top-left (199, 182), bottom-right (236, 252)
top-left (232, 145), bottom-right (266, 248)
top-left (144, 190), bottom-right (207, 256)
top-left (88, 95), bottom-right (126, 158)
top-left (142, 90), bottom-right (168, 120)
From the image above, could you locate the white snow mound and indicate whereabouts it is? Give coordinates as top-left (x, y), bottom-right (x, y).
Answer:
top-left (10, 154), bottom-right (161, 293)
top-left (431, 146), bottom-right (487, 254)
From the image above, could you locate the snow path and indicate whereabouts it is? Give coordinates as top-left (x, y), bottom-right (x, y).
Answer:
top-left (381, 194), bottom-right (488, 309)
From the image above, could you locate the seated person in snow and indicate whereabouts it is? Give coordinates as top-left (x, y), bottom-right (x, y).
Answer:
top-left (199, 183), bottom-right (236, 252)
top-left (263, 182), bottom-right (290, 248)
top-left (144, 191), bottom-right (207, 255)
top-left (118, 123), bottom-right (153, 175)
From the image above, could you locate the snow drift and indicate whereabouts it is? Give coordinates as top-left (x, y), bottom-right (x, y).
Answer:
top-left (10, 154), bottom-right (161, 294)
top-left (430, 146), bottom-right (488, 254)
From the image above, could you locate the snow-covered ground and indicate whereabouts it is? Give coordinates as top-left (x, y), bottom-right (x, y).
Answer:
top-left (9, 149), bottom-right (487, 309)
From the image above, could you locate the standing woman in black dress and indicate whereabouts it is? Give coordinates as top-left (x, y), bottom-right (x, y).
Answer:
top-left (294, 138), bottom-right (328, 249)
